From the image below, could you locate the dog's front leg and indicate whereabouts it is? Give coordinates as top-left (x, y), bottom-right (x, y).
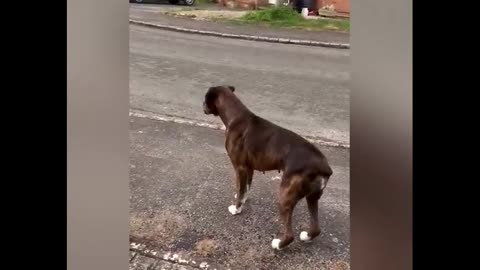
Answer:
top-left (228, 166), bottom-right (251, 215)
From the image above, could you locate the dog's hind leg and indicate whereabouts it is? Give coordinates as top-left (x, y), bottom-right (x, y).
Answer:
top-left (229, 167), bottom-right (251, 215)
top-left (272, 175), bottom-right (303, 250)
top-left (300, 190), bottom-right (323, 242)
top-left (300, 175), bottom-right (328, 242)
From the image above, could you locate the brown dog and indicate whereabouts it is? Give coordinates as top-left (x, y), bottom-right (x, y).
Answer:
top-left (203, 85), bottom-right (333, 250)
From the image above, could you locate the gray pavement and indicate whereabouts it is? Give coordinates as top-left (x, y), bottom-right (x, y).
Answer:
top-left (129, 3), bottom-right (350, 45)
top-left (129, 6), bottom-right (350, 268)
top-left (129, 116), bottom-right (350, 270)
top-left (130, 25), bottom-right (350, 145)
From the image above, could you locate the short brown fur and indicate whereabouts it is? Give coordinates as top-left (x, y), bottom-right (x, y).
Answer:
top-left (203, 85), bottom-right (333, 249)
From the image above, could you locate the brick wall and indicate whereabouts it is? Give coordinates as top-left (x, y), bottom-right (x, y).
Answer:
top-left (316, 0), bottom-right (350, 15)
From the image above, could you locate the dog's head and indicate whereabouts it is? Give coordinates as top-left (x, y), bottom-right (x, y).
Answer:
top-left (203, 85), bottom-right (235, 116)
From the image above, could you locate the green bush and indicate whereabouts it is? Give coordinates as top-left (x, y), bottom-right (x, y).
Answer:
top-left (242, 6), bottom-right (303, 23)
top-left (236, 5), bottom-right (350, 32)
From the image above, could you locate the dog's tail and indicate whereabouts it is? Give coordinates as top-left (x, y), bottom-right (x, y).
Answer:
top-left (304, 161), bottom-right (333, 192)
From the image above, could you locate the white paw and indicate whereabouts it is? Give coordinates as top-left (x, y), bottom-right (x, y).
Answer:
top-left (228, 205), bottom-right (242, 215)
top-left (234, 193), bottom-right (237, 199)
top-left (300, 231), bottom-right (312, 242)
top-left (271, 239), bottom-right (282, 250)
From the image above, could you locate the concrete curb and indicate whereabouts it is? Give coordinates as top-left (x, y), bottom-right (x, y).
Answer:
top-left (130, 242), bottom-right (218, 270)
top-left (129, 19), bottom-right (350, 49)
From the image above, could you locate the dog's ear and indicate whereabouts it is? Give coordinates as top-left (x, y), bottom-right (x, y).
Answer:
top-left (227, 85), bottom-right (235, 92)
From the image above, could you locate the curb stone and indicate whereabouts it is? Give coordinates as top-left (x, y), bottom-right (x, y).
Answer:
top-left (130, 241), bottom-right (221, 270)
top-left (130, 253), bottom-right (200, 270)
top-left (129, 20), bottom-right (350, 49)
top-left (130, 255), bottom-right (157, 270)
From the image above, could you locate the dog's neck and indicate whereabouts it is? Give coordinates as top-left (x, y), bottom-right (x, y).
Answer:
top-left (217, 94), bottom-right (252, 128)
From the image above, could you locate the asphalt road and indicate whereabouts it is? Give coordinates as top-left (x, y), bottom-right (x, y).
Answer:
top-left (129, 13), bottom-right (350, 269)
top-left (129, 116), bottom-right (350, 269)
top-left (129, 24), bottom-right (350, 145)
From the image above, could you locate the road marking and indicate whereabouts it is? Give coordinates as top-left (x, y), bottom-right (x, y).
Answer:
top-left (130, 109), bottom-right (350, 149)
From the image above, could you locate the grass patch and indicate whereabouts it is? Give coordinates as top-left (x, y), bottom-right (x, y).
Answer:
top-left (236, 6), bottom-right (349, 32)
top-left (242, 6), bottom-right (301, 21)
top-left (195, 239), bottom-right (217, 256)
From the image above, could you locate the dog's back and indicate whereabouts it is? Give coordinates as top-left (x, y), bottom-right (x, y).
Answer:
top-left (242, 114), bottom-right (332, 180)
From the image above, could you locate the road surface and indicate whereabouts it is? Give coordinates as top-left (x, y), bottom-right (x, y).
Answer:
top-left (129, 18), bottom-right (350, 270)
top-left (130, 116), bottom-right (350, 269)
top-left (129, 25), bottom-right (350, 145)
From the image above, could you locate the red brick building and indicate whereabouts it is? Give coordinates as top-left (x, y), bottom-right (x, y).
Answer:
top-left (316, 0), bottom-right (350, 17)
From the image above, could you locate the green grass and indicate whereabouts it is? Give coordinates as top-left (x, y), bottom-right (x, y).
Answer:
top-left (236, 6), bottom-right (349, 32)
top-left (242, 6), bottom-right (302, 21)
